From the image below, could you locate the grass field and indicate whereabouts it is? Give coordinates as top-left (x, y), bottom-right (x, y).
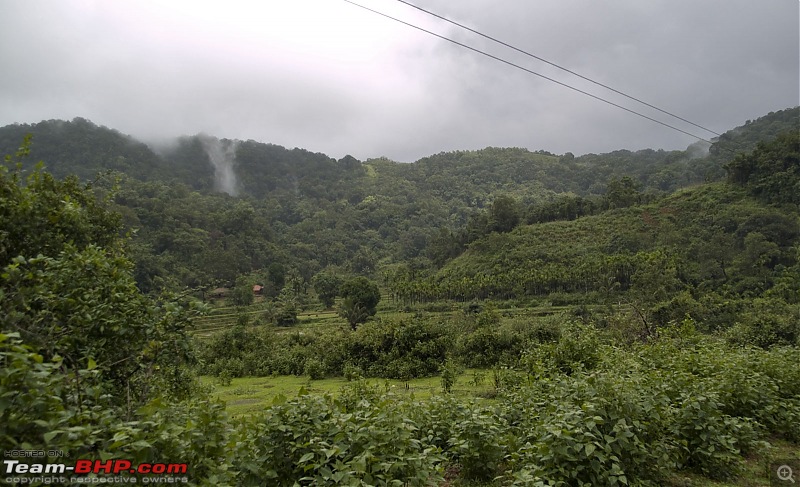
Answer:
top-left (203, 368), bottom-right (495, 417)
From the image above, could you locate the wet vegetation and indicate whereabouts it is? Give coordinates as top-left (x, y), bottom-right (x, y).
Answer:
top-left (1, 107), bottom-right (798, 485)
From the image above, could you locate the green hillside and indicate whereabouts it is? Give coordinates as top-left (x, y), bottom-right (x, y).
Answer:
top-left (381, 132), bottom-right (799, 346)
top-left (0, 107), bottom-right (796, 300)
top-left (0, 117), bottom-right (162, 180)
top-left (438, 181), bottom-right (797, 297)
top-left (2, 107), bottom-right (796, 202)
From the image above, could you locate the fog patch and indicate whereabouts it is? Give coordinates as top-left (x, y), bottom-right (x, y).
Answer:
top-left (686, 140), bottom-right (711, 159)
top-left (198, 134), bottom-right (239, 196)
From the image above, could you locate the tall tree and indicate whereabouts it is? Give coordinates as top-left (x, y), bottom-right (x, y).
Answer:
top-left (605, 176), bottom-right (642, 209)
top-left (1, 139), bottom-right (196, 406)
top-left (487, 195), bottom-right (521, 233)
top-left (312, 270), bottom-right (341, 308)
top-left (338, 276), bottom-right (380, 330)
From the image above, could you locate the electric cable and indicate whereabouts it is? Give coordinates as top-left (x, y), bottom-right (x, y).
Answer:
top-left (393, 0), bottom-right (723, 137)
top-left (342, 0), bottom-right (717, 147)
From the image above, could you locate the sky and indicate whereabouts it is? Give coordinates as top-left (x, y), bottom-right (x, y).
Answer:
top-left (1, 0), bottom-right (798, 162)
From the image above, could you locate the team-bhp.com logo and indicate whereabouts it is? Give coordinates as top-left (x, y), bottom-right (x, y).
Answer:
top-left (4, 458), bottom-right (189, 484)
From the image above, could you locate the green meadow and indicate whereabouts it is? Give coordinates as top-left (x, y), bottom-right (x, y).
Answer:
top-left (204, 368), bottom-right (495, 417)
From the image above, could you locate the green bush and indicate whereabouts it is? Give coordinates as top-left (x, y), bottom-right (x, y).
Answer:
top-left (189, 308), bottom-right (800, 485)
top-left (524, 321), bottom-right (603, 376)
top-left (671, 392), bottom-right (761, 479)
top-left (725, 298), bottom-right (799, 348)
top-left (303, 357), bottom-right (326, 380)
top-left (346, 318), bottom-right (453, 379)
top-left (457, 326), bottom-right (523, 368)
top-left (232, 394), bottom-right (444, 486)
top-left (440, 358), bottom-right (462, 393)
top-left (342, 363), bottom-right (364, 382)
top-left (0, 332), bottom-right (236, 484)
top-left (449, 404), bottom-right (506, 481)
top-left (501, 371), bottom-right (672, 486)
top-left (0, 332), bottom-right (113, 453)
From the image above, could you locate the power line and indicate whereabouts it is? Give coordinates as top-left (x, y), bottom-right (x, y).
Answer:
top-left (393, 0), bottom-right (722, 137)
top-left (342, 0), bottom-right (717, 147)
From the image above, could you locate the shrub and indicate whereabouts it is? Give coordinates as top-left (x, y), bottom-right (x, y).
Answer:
top-left (524, 321), bottom-right (603, 376)
top-left (347, 318), bottom-right (453, 379)
top-left (671, 392), bottom-right (761, 479)
top-left (440, 358), bottom-right (462, 393)
top-left (303, 357), bottom-right (326, 380)
top-left (500, 371), bottom-right (673, 486)
top-left (449, 406), bottom-right (506, 481)
top-left (725, 299), bottom-right (799, 348)
top-left (342, 363), bottom-right (364, 382)
top-left (232, 394), bottom-right (444, 486)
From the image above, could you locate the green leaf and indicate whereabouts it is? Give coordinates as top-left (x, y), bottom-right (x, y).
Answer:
top-left (43, 430), bottom-right (60, 443)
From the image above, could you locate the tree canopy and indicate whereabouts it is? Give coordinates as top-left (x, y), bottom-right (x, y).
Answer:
top-left (338, 276), bottom-right (381, 329)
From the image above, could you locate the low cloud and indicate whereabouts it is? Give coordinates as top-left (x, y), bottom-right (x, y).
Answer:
top-left (0, 0), bottom-right (796, 162)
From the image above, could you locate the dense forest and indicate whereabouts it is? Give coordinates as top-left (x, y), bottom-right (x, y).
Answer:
top-left (0, 107), bottom-right (796, 295)
top-left (1, 106), bottom-right (798, 485)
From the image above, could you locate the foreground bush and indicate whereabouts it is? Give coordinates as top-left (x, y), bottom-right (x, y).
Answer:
top-left (231, 392), bottom-right (444, 486)
top-left (8, 327), bottom-right (800, 486)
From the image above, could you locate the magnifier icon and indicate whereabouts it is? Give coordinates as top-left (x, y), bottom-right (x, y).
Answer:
top-left (778, 464), bottom-right (796, 483)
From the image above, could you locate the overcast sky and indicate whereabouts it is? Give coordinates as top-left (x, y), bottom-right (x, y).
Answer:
top-left (1, 0), bottom-right (797, 162)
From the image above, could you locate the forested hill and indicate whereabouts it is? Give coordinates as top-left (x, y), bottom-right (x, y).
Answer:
top-left (0, 118), bottom-right (360, 196)
top-left (383, 131), bottom-right (799, 345)
top-left (0, 107), bottom-right (796, 294)
top-left (0, 117), bottom-right (163, 181)
top-left (1, 107), bottom-right (797, 202)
